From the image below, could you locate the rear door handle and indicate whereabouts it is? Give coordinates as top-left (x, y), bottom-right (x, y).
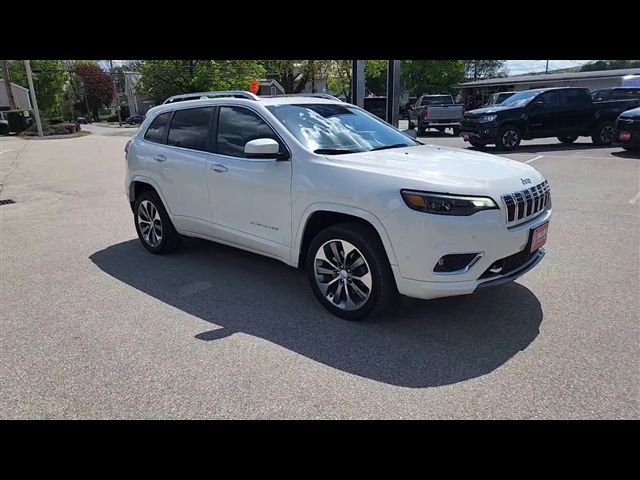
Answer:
top-left (153, 154), bottom-right (167, 162)
top-left (210, 163), bottom-right (228, 173)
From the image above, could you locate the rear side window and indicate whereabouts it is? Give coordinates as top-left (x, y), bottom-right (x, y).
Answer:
top-left (611, 88), bottom-right (640, 99)
top-left (144, 112), bottom-right (171, 143)
top-left (166, 107), bottom-right (213, 152)
top-left (216, 106), bottom-right (281, 157)
top-left (564, 91), bottom-right (590, 106)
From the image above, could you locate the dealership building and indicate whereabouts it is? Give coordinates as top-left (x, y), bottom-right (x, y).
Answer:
top-left (457, 68), bottom-right (640, 107)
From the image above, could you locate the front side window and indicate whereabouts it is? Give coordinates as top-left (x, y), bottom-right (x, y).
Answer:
top-left (216, 106), bottom-right (281, 157)
top-left (538, 92), bottom-right (560, 108)
top-left (144, 111), bottom-right (171, 143)
top-left (266, 103), bottom-right (419, 154)
top-left (166, 107), bottom-right (213, 152)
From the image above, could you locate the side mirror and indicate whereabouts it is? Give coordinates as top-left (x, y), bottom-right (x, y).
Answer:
top-left (244, 138), bottom-right (285, 159)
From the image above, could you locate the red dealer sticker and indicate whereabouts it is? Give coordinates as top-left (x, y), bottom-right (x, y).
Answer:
top-left (531, 223), bottom-right (549, 253)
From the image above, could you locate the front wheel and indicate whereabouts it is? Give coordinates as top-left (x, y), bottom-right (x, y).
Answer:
top-left (495, 125), bottom-right (522, 151)
top-left (452, 126), bottom-right (461, 136)
top-left (306, 222), bottom-right (398, 320)
top-left (558, 135), bottom-right (579, 144)
top-left (134, 190), bottom-right (181, 254)
top-left (591, 122), bottom-right (614, 146)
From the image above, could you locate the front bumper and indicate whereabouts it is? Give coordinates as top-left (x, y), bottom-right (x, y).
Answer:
top-left (460, 120), bottom-right (498, 143)
top-left (612, 129), bottom-right (640, 149)
top-left (383, 206), bottom-right (551, 300)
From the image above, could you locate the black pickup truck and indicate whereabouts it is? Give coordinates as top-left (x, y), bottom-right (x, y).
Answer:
top-left (460, 87), bottom-right (640, 151)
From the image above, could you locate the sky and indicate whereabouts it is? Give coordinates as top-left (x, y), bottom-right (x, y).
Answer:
top-left (506, 60), bottom-right (594, 75)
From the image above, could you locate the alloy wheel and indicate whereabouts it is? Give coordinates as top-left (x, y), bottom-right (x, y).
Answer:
top-left (314, 239), bottom-right (372, 311)
top-left (137, 200), bottom-right (163, 248)
top-left (502, 129), bottom-right (519, 148)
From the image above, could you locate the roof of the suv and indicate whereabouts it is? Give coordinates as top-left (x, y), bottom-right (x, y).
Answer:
top-left (146, 95), bottom-right (346, 117)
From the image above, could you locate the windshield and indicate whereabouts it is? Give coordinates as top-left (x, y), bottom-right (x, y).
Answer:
top-left (499, 89), bottom-right (542, 107)
top-left (266, 103), bottom-right (419, 154)
top-left (420, 96), bottom-right (453, 106)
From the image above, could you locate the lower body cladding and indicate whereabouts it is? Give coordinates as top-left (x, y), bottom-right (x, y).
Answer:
top-left (382, 207), bottom-right (551, 300)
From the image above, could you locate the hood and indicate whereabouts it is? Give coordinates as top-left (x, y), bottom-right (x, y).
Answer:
top-left (465, 105), bottom-right (517, 116)
top-left (620, 107), bottom-right (640, 119)
top-left (327, 144), bottom-right (545, 197)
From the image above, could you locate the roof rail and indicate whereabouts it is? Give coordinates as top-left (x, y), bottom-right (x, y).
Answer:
top-left (163, 90), bottom-right (258, 104)
top-left (261, 93), bottom-right (343, 102)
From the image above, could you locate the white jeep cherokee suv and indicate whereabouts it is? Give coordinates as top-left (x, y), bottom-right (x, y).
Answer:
top-left (125, 91), bottom-right (551, 320)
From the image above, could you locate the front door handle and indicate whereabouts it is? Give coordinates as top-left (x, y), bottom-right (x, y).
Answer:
top-left (153, 154), bottom-right (167, 162)
top-left (210, 163), bottom-right (228, 173)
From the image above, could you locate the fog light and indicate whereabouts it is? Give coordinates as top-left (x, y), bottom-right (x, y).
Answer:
top-left (434, 253), bottom-right (483, 273)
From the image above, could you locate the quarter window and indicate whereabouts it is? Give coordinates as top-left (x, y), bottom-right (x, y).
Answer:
top-left (166, 107), bottom-right (213, 152)
top-left (144, 112), bottom-right (171, 143)
top-left (216, 106), bottom-right (281, 157)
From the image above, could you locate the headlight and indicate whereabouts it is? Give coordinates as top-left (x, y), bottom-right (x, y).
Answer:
top-left (401, 190), bottom-right (498, 216)
top-left (480, 115), bottom-right (497, 122)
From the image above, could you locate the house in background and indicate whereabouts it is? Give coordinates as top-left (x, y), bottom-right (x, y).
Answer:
top-left (123, 71), bottom-right (154, 116)
top-left (0, 79), bottom-right (32, 111)
top-left (258, 78), bottom-right (285, 96)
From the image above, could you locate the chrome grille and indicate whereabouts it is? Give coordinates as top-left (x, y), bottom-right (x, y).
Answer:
top-left (501, 180), bottom-right (550, 224)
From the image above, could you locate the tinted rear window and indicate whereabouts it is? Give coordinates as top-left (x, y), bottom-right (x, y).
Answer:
top-left (144, 112), bottom-right (171, 143)
top-left (166, 107), bottom-right (213, 152)
top-left (420, 96), bottom-right (453, 105)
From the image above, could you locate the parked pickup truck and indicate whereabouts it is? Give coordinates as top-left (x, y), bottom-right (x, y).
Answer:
top-left (460, 87), bottom-right (640, 151)
top-left (408, 94), bottom-right (464, 136)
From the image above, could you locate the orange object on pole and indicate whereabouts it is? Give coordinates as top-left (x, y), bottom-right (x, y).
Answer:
top-left (249, 78), bottom-right (260, 95)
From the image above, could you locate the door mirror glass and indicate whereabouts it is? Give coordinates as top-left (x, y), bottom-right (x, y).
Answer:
top-left (244, 138), bottom-right (281, 158)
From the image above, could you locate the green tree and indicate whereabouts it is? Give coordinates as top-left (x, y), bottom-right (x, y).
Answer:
top-left (7, 60), bottom-right (68, 116)
top-left (324, 60), bottom-right (390, 99)
top-left (581, 60), bottom-right (640, 71)
top-left (134, 60), bottom-right (266, 104)
top-left (73, 62), bottom-right (115, 120)
top-left (401, 60), bottom-right (467, 95)
top-left (464, 60), bottom-right (508, 81)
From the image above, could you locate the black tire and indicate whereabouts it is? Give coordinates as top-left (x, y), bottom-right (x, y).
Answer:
top-left (495, 124), bottom-right (522, 151)
top-left (622, 146), bottom-right (639, 152)
top-left (306, 222), bottom-right (398, 321)
top-left (558, 135), bottom-right (579, 144)
top-left (417, 125), bottom-right (426, 136)
top-left (591, 122), bottom-right (614, 146)
top-left (133, 190), bottom-right (181, 254)
top-left (469, 140), bottom-right (485, 148)
top-left (435, 126), bottom-right (446, 133)
top-left (452, 126), bottom-right (461, 136)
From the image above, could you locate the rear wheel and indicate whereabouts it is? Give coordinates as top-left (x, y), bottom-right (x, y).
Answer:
top-left (591, 122), bottom-right (614, 146)
top-left (452, 126), bottom-right (461, 136)
top-left (134, 190), bottom-right (181, 254)
top-left (558, 135), bottom-right (579, 144)
top-left (495, 125), bottom-right (522, 151)
top-left (306, 222), bottom-right (398, 320)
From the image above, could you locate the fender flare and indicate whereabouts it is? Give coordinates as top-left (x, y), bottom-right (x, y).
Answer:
top-left (293, 203), bottom-right (398, 267)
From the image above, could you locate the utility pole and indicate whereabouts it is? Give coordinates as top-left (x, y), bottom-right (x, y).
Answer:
top-left (545, 60), bottom-right (549, 74)
top-left (109, 59), bottom-right (122, 126)
top-left (24, 60), bottom-right (43, 137)
top-left (1, 60), bottom-right (17, 109)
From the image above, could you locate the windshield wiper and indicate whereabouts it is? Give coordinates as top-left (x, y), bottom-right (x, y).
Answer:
top-left (369, 143), bottom-right (411, 151)
top-left (314, 148), bottom-right (362, 155)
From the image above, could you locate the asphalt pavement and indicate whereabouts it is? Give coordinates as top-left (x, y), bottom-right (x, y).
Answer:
top-left (0, 124), bottom-right (638, 419)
